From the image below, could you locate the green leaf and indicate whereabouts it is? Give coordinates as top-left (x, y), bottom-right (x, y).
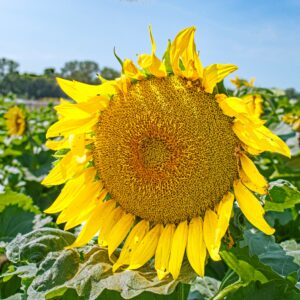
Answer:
top-left (0, 191), bottom-right (39, 213)
top-left (220, 250), bottom-right (268, 283)
top-left (225, 280), bottom-right (300, 300)
top-left (5, 228), bottom-right (195, 299)
top-left (6, 228), bottom-right (76, 264)
top-left (281, 240), bottom-right (300, 266)
top-left (188, 277), bottom-right (220, 300)
top-left (241, 229), bottom-right (300, 279)
top-left (264, 180), bottom-right (300, 212)
top-left (0, 206), bottom-right (35, 242)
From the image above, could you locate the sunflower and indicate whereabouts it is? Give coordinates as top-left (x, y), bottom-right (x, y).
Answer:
top-left (231, 76), bottom-right (255, 88)
top-left (4, 106), bottom-right (26, 136)
top-left (43, 27), bottom-right (290, 280)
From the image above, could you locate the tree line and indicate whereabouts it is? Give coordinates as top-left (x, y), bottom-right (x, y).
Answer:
top-left (0, 58), bottom-right (120, 99)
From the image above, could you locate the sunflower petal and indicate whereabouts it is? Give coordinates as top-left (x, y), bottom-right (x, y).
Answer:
top-left (123, 59), bottom-right (145, 80)
top-left (44, 168), bottom-right (97, 213)
top-left (155, 223), bottom-right (176, 280)
top-left (170, 27), bottom-right (203, 80)
top-left (187, 217), bottom-right (206, 277)
top-left (168, 220), bottom-right (188, 280)
top-left (239, 168), bottom-right (267, 195)
top-left (113, 220), bottom-right (149, 272)
top-left (239, 153), bottom-right (268, 188)
top-left (98, 206), bottom-right (124, 247)
top-left (203, 64), bottom-right (238, 93)
top-left (66, 200), bottom-right (116, 248)
top-left (107, 213), bottom-right (135, 257)
top-left (203, 210), bottom-right (221, 261)
top-left (233, 180), bottom-right (275, 235)
top-left (138, 27), bottom-right (167, 78)
top-left (42, 151), bottom-right (87, 186)
top-left (56, 77), bottom-right (115, 102)
top-left (216, 192), bottom-right (234, 241)
top-left (63, 190), bottom-right (108, 230)
top-left (128, 224), bottom-right (163, 270)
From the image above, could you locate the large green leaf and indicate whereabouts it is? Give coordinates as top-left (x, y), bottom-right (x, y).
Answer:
top-left (225, 280), bottom-right (300, 300)
top-left (5, 228), bottom-right (195, 299)
top-left (6, 228), bottom-right (76, 264)
top-left (0, 191), bottom-right (40, 243)
top-left (281, 240), bottom-right (300, 266)
top-left (241, 229), bottom-right (300, 278)
top-left (264, 180), bottom-right (300, 212)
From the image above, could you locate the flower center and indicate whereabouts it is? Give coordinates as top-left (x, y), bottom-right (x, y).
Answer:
top-left (94, 76), bottom-right (239, 224)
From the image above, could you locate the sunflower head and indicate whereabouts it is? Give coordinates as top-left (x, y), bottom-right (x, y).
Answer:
top-left (231, 76), bottom-right (255, 88)
top-left (43, 26), bottom-right (290, 280)
top-left (4, 106), bottom-right (26, 136)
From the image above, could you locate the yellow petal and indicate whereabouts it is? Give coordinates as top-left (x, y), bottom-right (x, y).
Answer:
top-left (239, 168), bottom-right (267, 195)
top-left (46, 115), bottom-right (97, 138)
top-left (168, 220), bottom-right (188, 280)
top-left (45, 138), bottom-right (69, 151)
top-left (98, 206), bottom-right (124, 247)
top-left (203, 64), bottom-right (238, 93)
top-left (233, 180), bottom-right (275, 235)
top-left (66, 200), bottom-right (116, 248)
top-left (123, 59), bottom-right (145, 80)
top-left (56, 77), bottom-right (116, 102)
top-left (170, 26), bottom-right (203, 80)
top-left (242, 143), bottom-right (263, 155)
top-left (256, 125), bottom-right (291, 158)
top-left (217, 96), bottom-right (250, 117)
top-left (44, 168), bottom-right (96, 213)
top-left (113, 220), bottom-right (149, 272)
top-left (107, 213), bottom-right (135, 257)
top-left (138, 27), bottom-right (167, 78)
top-left (186, 217), bottom-right (206, 277)
top-left (128, 224), bottom-right (163, 270)
top-left (42, 152), bottom-right (87, 186)
top-left (203, 210), bottom-right (221, 261)
top-left (63, 189), bottom-right (108, 230)
top-left (239, 153), bottom-right (268, 188)
top-left (155, 223), bottom-right (176, 280)
top-left (216, 192), bottom-right (234, 241)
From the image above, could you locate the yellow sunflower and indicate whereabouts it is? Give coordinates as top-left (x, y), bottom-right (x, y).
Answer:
top-left (231, 76), bottom-right (255, 88)
top-left (4, 106), bottom-right (26, 136)
top-left (43, 27), bottom-right (290, 280)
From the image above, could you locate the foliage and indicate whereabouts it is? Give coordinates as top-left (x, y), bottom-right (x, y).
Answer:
top-left (0, 58), bottom-right (120, 99)
top-left (0, 79), bottom-right (300, 299)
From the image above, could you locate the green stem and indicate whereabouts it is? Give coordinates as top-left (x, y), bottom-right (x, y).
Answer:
top-left (212, 281), bottom-right (245, 300)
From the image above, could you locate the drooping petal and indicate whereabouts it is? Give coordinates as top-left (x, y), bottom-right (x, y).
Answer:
top-left (170, 27), bottom-right (203, 80)
top-left (233, 180), bottom-right (275, 235)
top-left (128, 224), bottom-right (163, 270)
top-left (45, 138), bottom-right (69, 151)
top-left (98, 206), bottom-right (124, 247)
top-left (239, 153), bottom-right (268, 189)
top-left (66, 200), bottom-right (116, 248)
top-left (113, 220), bottom-right (149, 272)
top-left (56, 77), bottom-right (116, 102)
top-left (239, 168), bottom-right (267, 195)
top-left (155, 223), bottom-right (176, 280)
top-left (186, 217), bottom-right (206, 277)
top-left (168, 220), bottom-right (188, 280)
top-left (203, 210), bottom-right (221, 261)
top-left (203, 64), bottom-right (238, 93)
top-left (107, 213), bottom-right (135, 257)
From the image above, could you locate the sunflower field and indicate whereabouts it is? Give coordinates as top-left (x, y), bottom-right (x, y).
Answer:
top-left (1, 27), bottom-right (300, 300)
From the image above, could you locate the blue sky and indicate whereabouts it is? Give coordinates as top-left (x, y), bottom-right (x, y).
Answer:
top-left (0, 0), bottom-right (299, 89)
